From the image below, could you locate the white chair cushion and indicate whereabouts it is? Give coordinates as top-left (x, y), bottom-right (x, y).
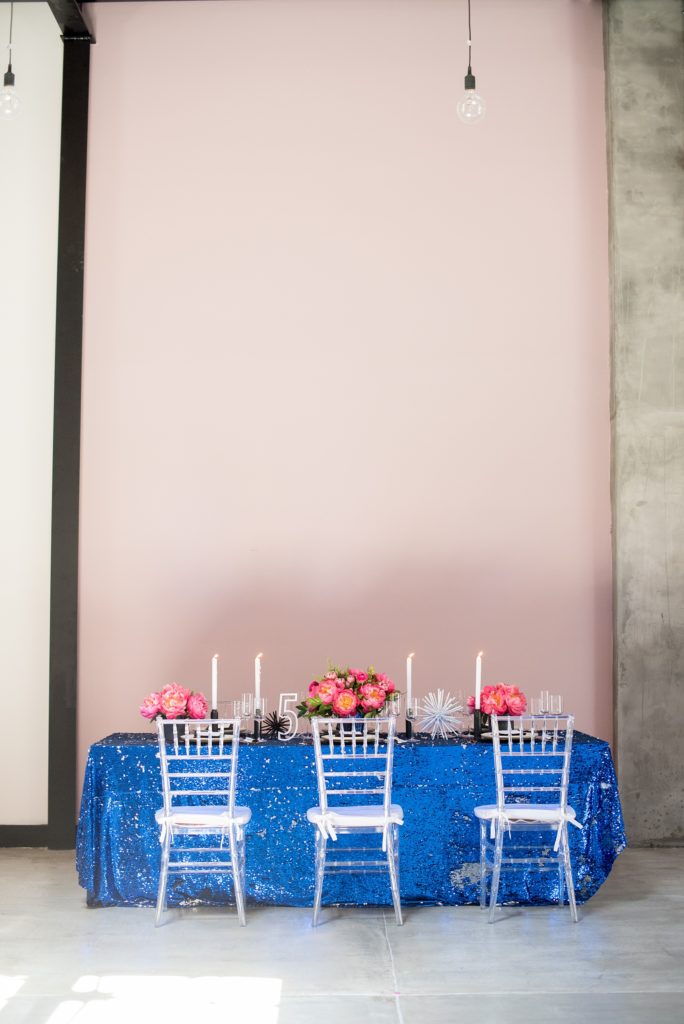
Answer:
top-left (155, 805), bottom-right (251, 828)
top-left (474, 802), bottom-right (577, 825)
top-left (306, 804), bottom-right (403, 829)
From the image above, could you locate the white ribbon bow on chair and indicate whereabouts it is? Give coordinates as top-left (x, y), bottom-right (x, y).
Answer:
top-left (489, 810), bottom-right (582, 849)
top-left (316, 813), bottom-right (338, 842)
top-left (553, 814), bottom-right (583, 852)
top-left (489, 811), bottom-right (513, 841)
top-left (316, 814), bottom-right (393, 852)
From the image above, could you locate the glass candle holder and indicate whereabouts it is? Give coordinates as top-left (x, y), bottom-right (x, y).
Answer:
top-left (387, 693), bottom-right (401, 717)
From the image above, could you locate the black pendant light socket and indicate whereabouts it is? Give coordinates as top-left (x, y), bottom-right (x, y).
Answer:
top-left (464, 70), bottom-right (476, 90)
top-left (5, 3), bottom-right (17, 88)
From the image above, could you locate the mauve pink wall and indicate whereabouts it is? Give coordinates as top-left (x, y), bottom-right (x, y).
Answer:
top-left (79, 0), bottom-right (611, 779)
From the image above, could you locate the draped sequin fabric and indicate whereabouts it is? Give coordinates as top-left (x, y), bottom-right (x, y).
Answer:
top-left (76, 731), bottom-right (626, 908)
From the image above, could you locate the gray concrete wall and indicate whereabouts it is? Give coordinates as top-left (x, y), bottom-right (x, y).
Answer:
top-left (606, 0), bottom-right (684, 844)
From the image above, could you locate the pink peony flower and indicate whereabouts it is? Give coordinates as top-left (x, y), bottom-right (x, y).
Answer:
top-left (140, 692), bottom-right (161, 720)
top-left (383, 679), bottom-right (395, 694)
top-left (478, 685), bottom-right (494, 711)
top-left (159, 684), bottom-right (189, 719)
top-left (504, 685), bottom-right (527, 715)
top-left (481, 685), bottom-right (508, 717)
top-left (359, 683), bottom-right (387, 711)
top-left (317, 680), bottom-right (338, 704)
top-left (187, 691), bottom-right (208, 719)
top-left (161, 682), bottom-right (190, 700)
top-left (353, 671), bottom-right (368, 683)
top-left (324, 671), bottom-right (337, 680)
top-left (309, 681), bottom-right (320, 696)
top-left (467, 695), bottom-right (476, 711)
top-left (333, 688), bottom-right (359, 717)
top-left (346, 675), bottom-right (355, 684)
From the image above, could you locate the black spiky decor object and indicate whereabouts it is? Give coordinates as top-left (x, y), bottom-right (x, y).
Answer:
top-left (262, 710), bottom-right (289, 740)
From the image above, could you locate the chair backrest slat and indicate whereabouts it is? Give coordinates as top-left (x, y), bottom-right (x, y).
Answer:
top-left (156, 718), bottom-right (242, 816)
top-left (491, 714), bottom-right (575, 815)
top-left (311, 717), bottom-right (396, 816)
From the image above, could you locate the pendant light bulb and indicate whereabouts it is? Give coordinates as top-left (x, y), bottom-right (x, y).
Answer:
top-left (2, 4), bottom-right (20, 120)
top-left (457, 70), bottom-right (485, 125)
top-left (458, 0), bottom-right (485, 125)
top-left (1, 68), bottom-right (20, 119)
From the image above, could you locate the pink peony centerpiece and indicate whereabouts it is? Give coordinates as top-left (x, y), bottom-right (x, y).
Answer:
top-left (468, 683), bottom-right (528, 717)
top-left (298, 665), bottom-right (399, 719)
top-left (139, 682), bottom-right (209, 722)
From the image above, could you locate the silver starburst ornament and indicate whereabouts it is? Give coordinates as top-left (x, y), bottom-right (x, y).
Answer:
top-left (418, 689), bottom-right (464, 739)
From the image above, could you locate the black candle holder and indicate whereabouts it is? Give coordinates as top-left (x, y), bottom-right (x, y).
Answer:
top-left (210, 708), bottom-right (219, 720)
top-left (473, 709), bottom-right (491, 740)
top-left (253, 710), bottom-right (263, 742)
top-left (405, 704), bottom-right (417, 740)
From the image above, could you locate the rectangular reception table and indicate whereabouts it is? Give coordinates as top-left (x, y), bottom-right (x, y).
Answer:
top-left (77, 731), bottom-right (626, 909)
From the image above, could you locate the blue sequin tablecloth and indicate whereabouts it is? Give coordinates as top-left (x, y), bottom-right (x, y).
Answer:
top-left (76, 731), bottom-right (626, 908)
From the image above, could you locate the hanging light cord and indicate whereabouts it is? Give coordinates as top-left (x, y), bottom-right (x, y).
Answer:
top-left (467, 0), bottom-right (473, 74)
top-left (7, 1), bottom-right (14, 72)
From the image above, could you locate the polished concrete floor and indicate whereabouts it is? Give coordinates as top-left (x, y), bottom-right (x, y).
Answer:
top-left (0, 847), bottom-right (682, 1023)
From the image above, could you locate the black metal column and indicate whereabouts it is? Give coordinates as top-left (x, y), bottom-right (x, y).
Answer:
top-left (47, 39), bottom-right (90, 850)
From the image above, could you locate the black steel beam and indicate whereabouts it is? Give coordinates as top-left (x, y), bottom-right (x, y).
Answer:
top-left (0, 826), bottom-right (49, 848)
top-left (47, 40), bottom-right (90, 851)
top-left (46, 0), bottom-right (94, 42)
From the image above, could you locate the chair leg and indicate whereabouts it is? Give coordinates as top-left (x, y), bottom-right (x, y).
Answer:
top-left (561, 825), bottom-right (578, 923)
top-left (239, 830), bottom-right (247, 895)
top-left (558, 850), bottom-right (565, 907)
top-left (231, 828), bottom-right (247, 927)
top-left (312, 829), bottom-right (327, 927)
top-left (488, 825), bottom-right (505, 924)
top-left (479, 820), bottom-right (488, 909)
top-left (155, 832), bottom-right (171, 927)
top-left (387, 825), bottom-right (403, 926)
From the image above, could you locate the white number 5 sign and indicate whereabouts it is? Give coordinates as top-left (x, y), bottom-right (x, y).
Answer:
top-left (278, 693), bottom-right (299, 741)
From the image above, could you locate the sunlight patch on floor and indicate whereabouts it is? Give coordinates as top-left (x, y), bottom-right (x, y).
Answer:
top-left (0, 976), bottom-right (27, 1014)
top-left (30, 976), bottom-right (283, 1024)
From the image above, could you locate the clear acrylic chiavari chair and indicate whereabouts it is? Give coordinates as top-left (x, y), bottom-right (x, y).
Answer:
top-left (155, 718), bottom-right (251, 927)
top-left (307, 717), bottom-right (404, 927)
top-left (474, 714), bottom-right (583, 923)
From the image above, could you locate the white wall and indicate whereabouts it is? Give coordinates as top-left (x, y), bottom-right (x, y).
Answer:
top-left (0, 2), bottom-right (62, 824)
top-left (79, 0), bottom-right (611, 776)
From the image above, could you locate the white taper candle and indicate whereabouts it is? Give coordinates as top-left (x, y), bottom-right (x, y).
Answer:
top-left (406, 652), bottom-right (414, 708)
top-left (255, 652), bottom-right (263, 705)
top-left (211, 654), bottom-right (219, 713)
top-left (475, 651), bottom-right (483, 710)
